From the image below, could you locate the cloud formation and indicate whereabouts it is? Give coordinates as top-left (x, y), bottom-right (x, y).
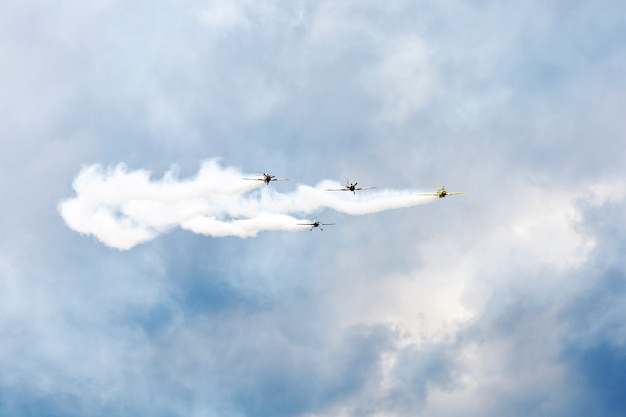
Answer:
top-left (59, 159), bottom-right (436, 249)
top-left (4, 0), bottom-right (626, 416)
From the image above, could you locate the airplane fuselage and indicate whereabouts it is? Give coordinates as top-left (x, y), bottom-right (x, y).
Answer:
top-left (417, 186), bottom-right (465, 198)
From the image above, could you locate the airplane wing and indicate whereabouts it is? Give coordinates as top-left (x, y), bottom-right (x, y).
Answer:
top-left (446, 192), bottom-right (468, 195)
top-left (326, 187), bottom-right (377, 191)
top-left (271, 178), bottom-right (291, 181)
top-left (242, 177), bottom-right (265, 181)
top-left (417, 193), bottom-right (440, 196)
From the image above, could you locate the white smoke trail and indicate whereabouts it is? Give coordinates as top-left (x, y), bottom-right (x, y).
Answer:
top-left (58, 159), bottom-right (436, 249)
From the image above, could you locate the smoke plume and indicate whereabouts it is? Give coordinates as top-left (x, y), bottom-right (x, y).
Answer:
top-left (59, 160), bottom-right (436, 249)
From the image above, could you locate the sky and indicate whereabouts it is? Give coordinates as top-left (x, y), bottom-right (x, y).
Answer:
top-left (1, 0), bottom-right (626, 416)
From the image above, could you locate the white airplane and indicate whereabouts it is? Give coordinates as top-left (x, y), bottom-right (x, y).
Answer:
top-left (243, 172), bottom-right (291, 185)
top-left (298, 217), bottom-right (335, 231)
top-left (326, 179), bottom-right (377, 195)
top-left (418, 185), bottom-right (467, 198)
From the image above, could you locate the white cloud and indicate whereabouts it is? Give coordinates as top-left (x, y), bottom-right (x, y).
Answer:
top-left (365, 36), bottom-right (440, 123)
top-left (197, 1), bottom-right (251, 33)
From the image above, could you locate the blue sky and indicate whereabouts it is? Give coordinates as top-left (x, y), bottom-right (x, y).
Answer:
top-left (1, 0), bottom-right (626, 416)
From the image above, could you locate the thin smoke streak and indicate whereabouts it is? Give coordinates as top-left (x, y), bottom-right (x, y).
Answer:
top-left (58, 159), bottom-right (436, 249)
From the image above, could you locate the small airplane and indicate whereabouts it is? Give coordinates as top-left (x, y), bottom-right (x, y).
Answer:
top-left (298, 217), bottom-right (335, 231)
top-left (243, 172), bottom-right (291, 185)
top-left (326, 179), bottom-right (377, 195)
top-left (418, 185), bottom-right (467, 198)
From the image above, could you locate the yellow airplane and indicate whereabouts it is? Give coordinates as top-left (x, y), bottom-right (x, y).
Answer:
top-left (418, 185), bottom-right (467, 198)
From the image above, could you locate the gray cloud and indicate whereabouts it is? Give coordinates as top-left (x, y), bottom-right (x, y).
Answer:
top-left (2, 0), bottom-right (626, 416)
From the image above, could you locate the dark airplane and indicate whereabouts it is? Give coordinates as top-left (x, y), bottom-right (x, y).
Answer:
top-left (298, 217), bottom-right (335, 231)
top-left (243, 172), bottom-right (291, 185)
top-left (326, 179), bottom-right (377, 195)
